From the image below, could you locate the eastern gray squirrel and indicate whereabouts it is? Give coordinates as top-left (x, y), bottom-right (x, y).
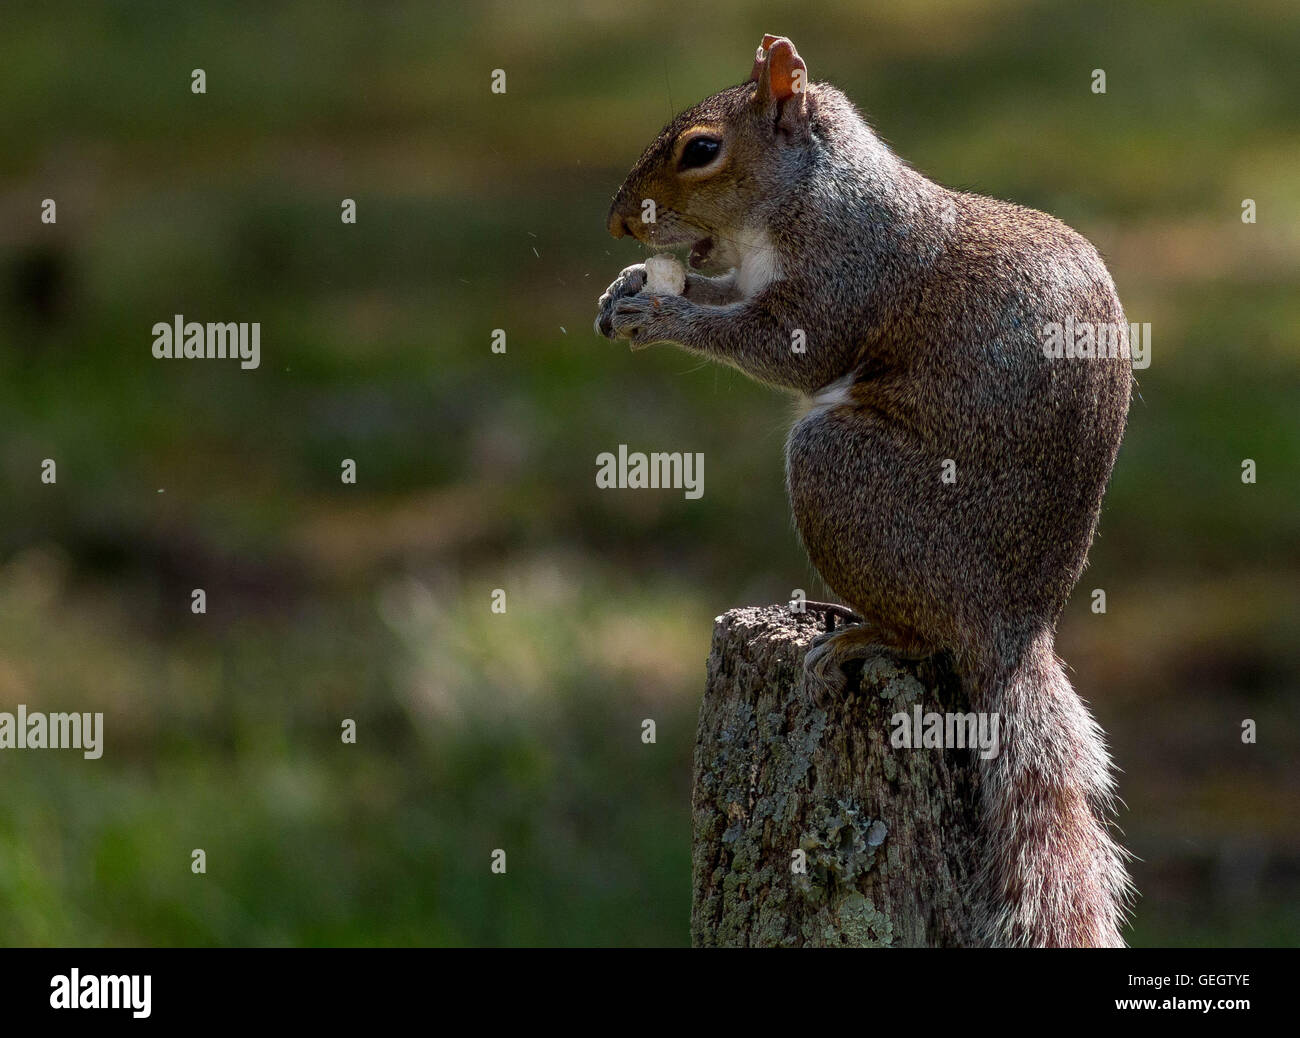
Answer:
top-left (595, 34), bottom-right (1136, 947)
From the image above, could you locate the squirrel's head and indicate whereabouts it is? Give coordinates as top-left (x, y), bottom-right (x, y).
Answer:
top-left (606, 35), bottom-right (815, 271)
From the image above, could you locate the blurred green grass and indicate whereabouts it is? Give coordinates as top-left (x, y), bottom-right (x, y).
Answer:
top-left (1, 0), bottom-right (1297, 945)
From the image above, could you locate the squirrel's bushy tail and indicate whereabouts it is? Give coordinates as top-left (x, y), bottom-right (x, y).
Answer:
top-left (971, 630), bottom-right (1133, 947)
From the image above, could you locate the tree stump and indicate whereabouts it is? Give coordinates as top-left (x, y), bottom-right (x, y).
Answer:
top-left (690, 605), bottom-right (983, 947)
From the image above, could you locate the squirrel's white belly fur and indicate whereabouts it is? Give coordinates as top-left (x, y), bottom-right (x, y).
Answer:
top-left (805, 373), bottom-right (856, 413)
top-left (733, 227), bottom-right (782, 298)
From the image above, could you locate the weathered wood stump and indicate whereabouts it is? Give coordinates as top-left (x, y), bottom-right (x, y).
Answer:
top-left (690, 605), bottom-right (982, 947)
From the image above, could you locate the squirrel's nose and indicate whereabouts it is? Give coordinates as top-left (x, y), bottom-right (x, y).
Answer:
top-left (607, 209), bottom-right (634, 239)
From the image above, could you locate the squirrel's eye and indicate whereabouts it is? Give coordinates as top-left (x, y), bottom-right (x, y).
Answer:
top-left (679, 137), bottom-right (722, 170)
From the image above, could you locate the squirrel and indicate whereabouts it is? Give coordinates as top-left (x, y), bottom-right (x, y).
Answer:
top-left (594, 35), bottom-right (1135, 948)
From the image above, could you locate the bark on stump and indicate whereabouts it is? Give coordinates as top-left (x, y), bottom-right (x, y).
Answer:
top-left (690, 605), bottom-right (982, 947)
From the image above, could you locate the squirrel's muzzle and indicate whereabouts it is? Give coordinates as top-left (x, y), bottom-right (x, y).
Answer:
top-left (606, 179), bottom-right (646, 240)
top-left (606, 208), bottom-right (635, 240)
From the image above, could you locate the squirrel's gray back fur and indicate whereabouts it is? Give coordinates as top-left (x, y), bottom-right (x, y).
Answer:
top-left (599, 37), bottom-right (1135, 946)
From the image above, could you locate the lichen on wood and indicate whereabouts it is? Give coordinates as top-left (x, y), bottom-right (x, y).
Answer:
top-left (690, 605), bottom-right (982, 947)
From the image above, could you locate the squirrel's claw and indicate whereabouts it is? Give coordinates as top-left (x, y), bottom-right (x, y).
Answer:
top-left (595, 264), bottom-right (647, 338)
top-left (608, 296), bottom-right (653, 342)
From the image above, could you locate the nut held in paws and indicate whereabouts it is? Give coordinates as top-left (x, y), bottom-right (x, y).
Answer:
top-left (644, 254), bottom-right (686, 296)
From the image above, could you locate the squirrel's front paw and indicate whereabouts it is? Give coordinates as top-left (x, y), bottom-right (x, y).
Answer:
top-left (594, 264), bottom-right (647, 338)
top-left (608, 294), bottom-right (690, 349)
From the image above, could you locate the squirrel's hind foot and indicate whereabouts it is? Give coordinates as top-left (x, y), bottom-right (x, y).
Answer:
top-left (802, 623), bottom-right (890, 703)
top-left (802, 623), bottom-right (933, 703)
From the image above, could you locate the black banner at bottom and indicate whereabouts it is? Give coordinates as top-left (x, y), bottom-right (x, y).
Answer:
top-left (0, 947), bottom-right (1280, 1026)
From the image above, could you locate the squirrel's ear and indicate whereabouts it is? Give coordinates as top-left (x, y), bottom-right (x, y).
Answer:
top-left (750, 35), bottom-right (809, 117)
top-left (748, 35), bottom-right (784, 83)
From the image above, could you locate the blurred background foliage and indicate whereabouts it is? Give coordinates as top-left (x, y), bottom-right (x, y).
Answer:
top-left (0, 0), bottom-right (1296, 945)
